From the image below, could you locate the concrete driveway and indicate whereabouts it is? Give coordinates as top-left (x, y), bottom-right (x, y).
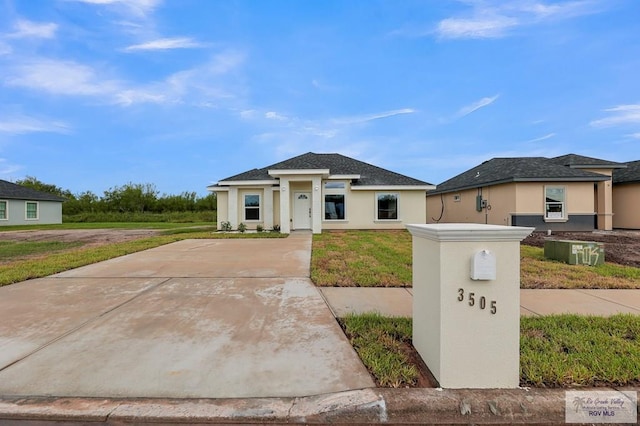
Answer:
top-left (0, 233), bottom-right (374, 399)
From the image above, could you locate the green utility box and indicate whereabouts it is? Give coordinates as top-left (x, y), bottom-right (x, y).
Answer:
top-left (544, 240), bottom-right (604, 266)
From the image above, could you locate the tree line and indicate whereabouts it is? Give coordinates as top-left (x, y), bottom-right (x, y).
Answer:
top-left (16, 176), bottom-right (216, 216)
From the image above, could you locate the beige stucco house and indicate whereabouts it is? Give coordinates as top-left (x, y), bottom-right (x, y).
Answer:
top-left (612, 160), bottom-right (640, 229)
top-left (208, 152), bottom-right (434, 234)
top-left (426, 154), bottom-right (626, 232)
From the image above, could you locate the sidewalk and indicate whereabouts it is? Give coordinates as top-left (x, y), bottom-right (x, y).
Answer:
top-left (320, 287), bottom-right (640, 317)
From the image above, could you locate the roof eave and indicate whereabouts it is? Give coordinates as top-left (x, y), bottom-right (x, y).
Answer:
top-left (428, 176), bottom-right (610, 195)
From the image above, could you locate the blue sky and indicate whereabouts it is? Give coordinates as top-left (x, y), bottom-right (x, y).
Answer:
top-left (0, 0), bottom-right (638, 196)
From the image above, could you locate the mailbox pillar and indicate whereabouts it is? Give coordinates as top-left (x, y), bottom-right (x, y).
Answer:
top-left (406, 224), bottom-right (533, 388)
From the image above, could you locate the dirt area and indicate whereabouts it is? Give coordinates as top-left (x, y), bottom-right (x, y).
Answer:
top-left (0, 229), bottom-right (161, 248)
top-left (523, 230), bottom-right (640, 268)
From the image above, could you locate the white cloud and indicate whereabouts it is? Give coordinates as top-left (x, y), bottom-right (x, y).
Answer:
top-left (437, 15), bottom-right (518, 39)
top-left (8, 19), bottom-right (58, 39)
top-left (456, 95), bottom-right (499, 118)
top-left (627, 133), bottom-right (640, 139)
top-left (68, 0), bottom-right (161, 18)
top-left (4, 59), bottom-right (121, 97)
top-left (0, 116), bottom-right (71, 135)
top-left (523, 132), bottom-right (556, 143)
top-left (265, 111), bottom-right (288, 121)
top-left (0, 159), bottom-right (22, 176)
top-left (124, 37), bottom-right (205, 51)
top-left (433, 1), bottom-right (602, 39)
top-left (590, 104), bottom-right (640, 127)
top-left (332, 108), bottom-right (415, 125)
top-left (0, 41), bottom-right (11, 55)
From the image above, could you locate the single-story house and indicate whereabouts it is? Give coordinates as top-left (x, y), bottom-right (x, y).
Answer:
top-left (0, 179), bottom-right (66, 226)
top-left (426, 154), bottom-right (626, 232)
top-left (612, 160), bottom-right (640, 229)
top-left (208, 152), bottom-right (434, 234)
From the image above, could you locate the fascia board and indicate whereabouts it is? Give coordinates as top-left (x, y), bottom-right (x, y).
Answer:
top-left (216, 180), bottom-right (279, 186)
top-left (268, 169), bottom-right (330, 177)
top-left (351, 185), bottom-right (436, 191)
top-left (328, 174), bottom-right (361, 180)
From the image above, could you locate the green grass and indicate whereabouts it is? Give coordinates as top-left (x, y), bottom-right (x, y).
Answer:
top-left (312, 230), bottom-right (412, 286)
top-left (311, 231), bottom-right (640, 289)
top-left (521, 314), bottom-right (640, 387)
top-left (521, 246), bottom-right (640, 289)
top-left (0, 241), bottom-right (83, 260)
top-left (340, 313), bottom-right (419, 387)
top-left (0, 230), bottom-right (286, 287)
top-left (342, 313), bottom-right (640, 388)
top-left (0, 222), bottom-right (213, 231)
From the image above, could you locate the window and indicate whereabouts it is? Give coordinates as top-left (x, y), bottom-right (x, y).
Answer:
top-left (26, 201), bottom-right (38, 220)
top-left (0, 201), bottom-right (7, 220)
top-left (377, 193), bottom-right (399, 220)
top-left (545, 186), bottom-right (565, 220)
top-left (324, 181), bottom-right (346, 220)
top-left (244, 194), bottom-right (260, 221)
top-left (453, 194), bottom-right (461, 202)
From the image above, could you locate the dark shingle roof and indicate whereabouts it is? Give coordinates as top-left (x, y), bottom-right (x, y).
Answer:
top-left (548, 154), bottom-right (627, 169)
top-left (613, 160), bottom-right (640, 184)
top-left (429, 157), bottom-right (610, 195)
top-left (0, 179), bottom-right (66, 202)
top-left (218, 152), bottom-right (432, 186)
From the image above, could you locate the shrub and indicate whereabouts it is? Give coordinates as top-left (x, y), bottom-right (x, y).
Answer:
top-left (256, 224), bottom-right (264, 233)
top-left (220, 221), bottom-right (232, 232)
top-left (272, 224), bottom-right (281, 233)
top-left (237, 223), bottom-right (247, 233)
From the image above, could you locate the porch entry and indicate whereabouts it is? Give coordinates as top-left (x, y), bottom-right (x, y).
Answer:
top-left (293, 192), bottom-right (312, 229)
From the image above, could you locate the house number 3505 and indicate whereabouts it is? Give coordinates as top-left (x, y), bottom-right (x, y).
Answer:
top-left (457, 288), bottom-right (497, 314)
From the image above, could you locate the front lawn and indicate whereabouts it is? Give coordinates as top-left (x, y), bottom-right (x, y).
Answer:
top-left (311, 230), bottom-right (640, 289)
top-left (343, 313), bottom-right (640, 388)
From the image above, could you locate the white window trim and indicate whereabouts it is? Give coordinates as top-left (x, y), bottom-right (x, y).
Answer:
top-left (243, 193), bottom-right (261, 222)
top-left (453, 194), bottom-right (461, 202)
top-left (0, 200), bottom-right (8, 221)
top-left (323, 181), bottom-right (347, 221)
top-left (544, 185), bottom-right (567, 222)
top-left (375, 192), bottom-right (400, 221)
top-left (25, 201), bottom-right (39, 220)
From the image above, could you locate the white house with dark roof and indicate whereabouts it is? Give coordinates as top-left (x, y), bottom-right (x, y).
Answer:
top-left (0, 179), bottom-right (66, 226)
top-left (612, 160), bottom-right (640, 229)
top-left (208, 152), bottom-right (434, 233)
top-left (426, 154), bottom-right (626, 232)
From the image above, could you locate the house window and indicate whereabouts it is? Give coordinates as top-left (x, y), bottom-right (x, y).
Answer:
top-left (376, 193), bottom-right (399, 220)
top-left (26, 201), bottom-right (38, 220)
top-left (324, 181), bottom-right (346, 220)
top-left (244, 194), bottom-right (260, 221)
top-left (0, 200), bottom-right (7, 220)
top-left (453, 194), bottom-right (461, 202)
top-left (545, 186), bottom-right (565, 220)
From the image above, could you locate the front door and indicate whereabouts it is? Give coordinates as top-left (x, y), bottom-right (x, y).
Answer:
top-left (293, 192), bottom-right (311, 229)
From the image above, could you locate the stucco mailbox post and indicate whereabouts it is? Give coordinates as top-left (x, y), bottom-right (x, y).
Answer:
top-left (406, 223), bottom-right (533, 389)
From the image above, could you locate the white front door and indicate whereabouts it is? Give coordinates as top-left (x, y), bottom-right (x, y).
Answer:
top-left (293, 192), bottom-right (312, 229)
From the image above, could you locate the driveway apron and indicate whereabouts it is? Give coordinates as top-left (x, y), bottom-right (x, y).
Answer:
top-left (0, 233), bottom-right (374, 398)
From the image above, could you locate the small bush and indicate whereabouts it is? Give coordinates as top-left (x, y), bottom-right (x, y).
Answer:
top-left (237, 223), bottom-right (247, 233)
top-left (220, 221), bottom-right (232, 232)
top-left (256, 224), bottom-right (264, 233)
top-left (272, 224), bottom-right (281, 233)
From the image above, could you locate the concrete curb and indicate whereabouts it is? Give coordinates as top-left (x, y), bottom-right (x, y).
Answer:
top-left (2, 387), bottom-right (636, 425)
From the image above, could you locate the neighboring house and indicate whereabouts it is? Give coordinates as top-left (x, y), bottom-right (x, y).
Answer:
top-left (0, 179), bottom-right (66, 226)
top-left (612, 160), bottom-right (640, 229)
top-left (208, 152), bottom-right (434, 234)
top-left (426, 154), bottom-right (626, 232)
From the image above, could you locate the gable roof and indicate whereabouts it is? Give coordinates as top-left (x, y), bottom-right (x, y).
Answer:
top-left (217, 152), bottom-right (432, 187)
top-left (429, 157), bottom-right (610, 195)
top-left (548, 154), bottom-right (627, 169)
top-left (0, 179), bottom-right (66, 202)
top-left (613, 160), bottom-right (640, 184)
